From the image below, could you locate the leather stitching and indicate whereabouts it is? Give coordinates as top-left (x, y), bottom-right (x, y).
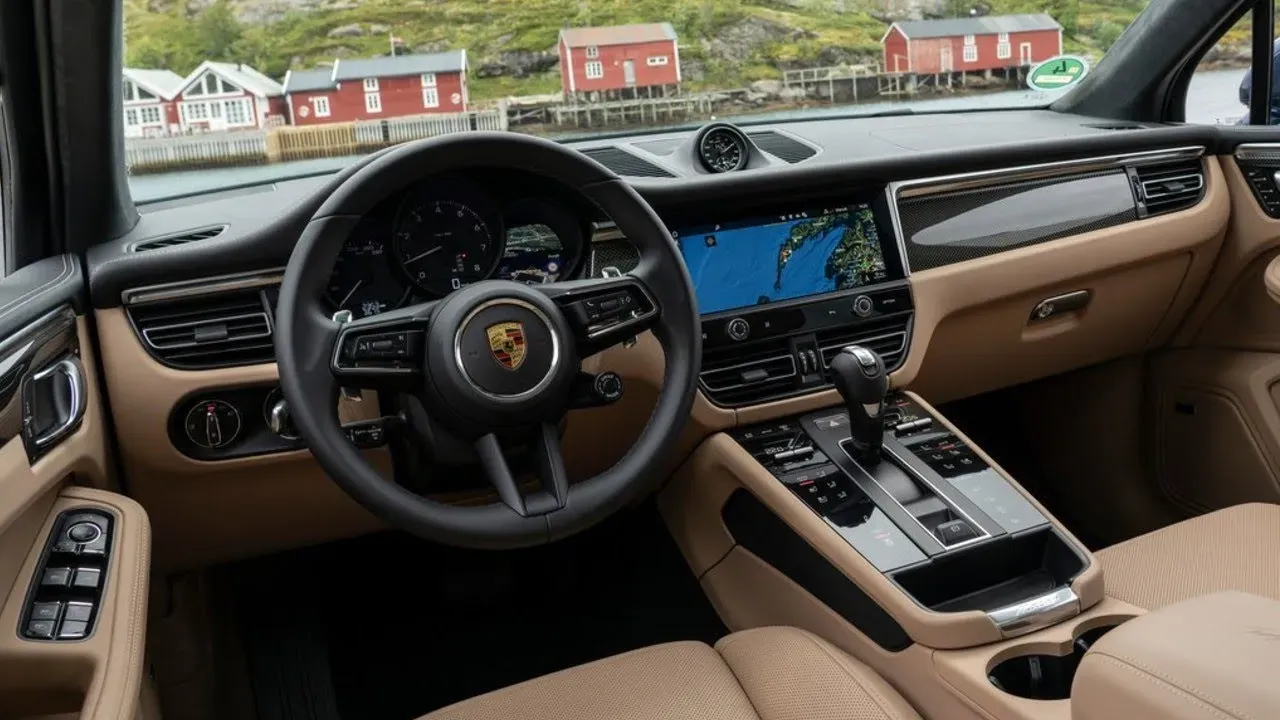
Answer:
top-left (1088, 652), bottom-right (1249, 720)
top-left (0, 254), bottom-right (72, 318)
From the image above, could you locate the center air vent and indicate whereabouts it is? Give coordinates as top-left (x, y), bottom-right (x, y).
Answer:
top-left (132, 225), bottom-right (227, 252)
top-left (128, 288), bottom-right (274, 369)
top-left (1132, 161), bottom-right (1205, 217)
top-left (748, 131), bottom-right (818, 163)
top-left (700, 313), bottom-right (912, 407)
top-left (579, 147), bottom-right (674, 178)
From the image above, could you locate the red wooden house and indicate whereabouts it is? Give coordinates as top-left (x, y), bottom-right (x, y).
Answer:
top-left (558, 23), bottom-right (680, 100)
top-left (172, 61), bottom-right (287, 132)
top-left (122, 68), bottom-right (184, 138)
top-left (283, 51), bottom-right (469, 126)
top-left (881, 14), bottom-right (1062, 76)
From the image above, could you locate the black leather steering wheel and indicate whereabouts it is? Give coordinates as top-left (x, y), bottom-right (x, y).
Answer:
top-left (275, 133), bottom-right (701, 549)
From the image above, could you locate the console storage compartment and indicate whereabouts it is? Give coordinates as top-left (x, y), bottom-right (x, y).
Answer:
top-left (891, 526), bottom-right (1086, 613)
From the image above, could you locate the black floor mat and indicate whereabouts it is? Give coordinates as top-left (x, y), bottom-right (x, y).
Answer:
top-left (223, 502), bottom-right (726, 720)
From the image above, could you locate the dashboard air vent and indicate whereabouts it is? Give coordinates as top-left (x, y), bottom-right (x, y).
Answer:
top-left (580, 147), bottom-right (674, 178)
top-left (132, 225), bottom-right (227, 252)
top-left (817, 316), bottom-right (911, 373)
top-left (1133, 161), bottom-right (1205, 217)
top-left (129, 288), bottom-right (274, 369)
top-left (748, 131), bottom-right (818, 163)
top-left (701, 336), bottom-right (798, 406)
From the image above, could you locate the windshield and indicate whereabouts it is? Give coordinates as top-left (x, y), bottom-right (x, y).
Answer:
top-left (123, 0), bottom-right (1181, 202)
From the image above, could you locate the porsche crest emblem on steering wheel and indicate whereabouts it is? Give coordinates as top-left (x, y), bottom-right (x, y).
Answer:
top-left (486, 321), bottom-right (527, 370)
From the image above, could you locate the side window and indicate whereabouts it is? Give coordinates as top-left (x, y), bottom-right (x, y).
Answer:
top-left (1183, 13), bottom-right (1269, 125)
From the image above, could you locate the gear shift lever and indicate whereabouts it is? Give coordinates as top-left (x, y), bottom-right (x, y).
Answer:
top-left (829, 345), bottom-right (889, 464)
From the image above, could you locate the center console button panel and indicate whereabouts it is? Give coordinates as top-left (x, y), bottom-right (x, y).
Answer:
top-left (20, 509), bottom-right (114, 641)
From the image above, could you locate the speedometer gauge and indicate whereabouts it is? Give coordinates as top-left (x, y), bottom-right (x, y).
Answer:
top-left (325, 220), bottom-right (409, 319)
top-left (393, 190), bottom-right (502, 295)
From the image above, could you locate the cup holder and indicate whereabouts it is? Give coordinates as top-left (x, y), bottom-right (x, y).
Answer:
top-left (987, 624), bottom-right (1120, 700)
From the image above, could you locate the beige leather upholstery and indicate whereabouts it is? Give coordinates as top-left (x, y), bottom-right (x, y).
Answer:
top-left (1072, 592), bottom-right (1280, 720)
top-left (418, 626), bottom-right (920, 720)
top-left (1097, 503), bottom-right (1280, 610)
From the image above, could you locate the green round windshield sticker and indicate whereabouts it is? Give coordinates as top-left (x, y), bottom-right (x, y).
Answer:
top-left (1027, 55), bottom-right (1090, 92)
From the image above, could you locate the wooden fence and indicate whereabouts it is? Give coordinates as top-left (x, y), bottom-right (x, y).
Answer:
top-left (126, 108), bottom-right (509, 174)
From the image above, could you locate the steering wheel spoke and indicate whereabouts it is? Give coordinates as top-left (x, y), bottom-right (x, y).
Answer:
top-left (535, 275), bottom-right (659, 358)
top-left (330, 302), bottom-right (436, 391)
top-left (474, 423), bottom-right (569, 517)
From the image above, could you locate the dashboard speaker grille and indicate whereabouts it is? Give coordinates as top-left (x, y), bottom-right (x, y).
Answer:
top-left (580, 147), bottom-right (674, 178)
top-left (128, 288), bottom-right (275, 369)
top-left (896, 170), bottom-right (1137, 272)
top-left (748, 131), bottom-right (818, 163)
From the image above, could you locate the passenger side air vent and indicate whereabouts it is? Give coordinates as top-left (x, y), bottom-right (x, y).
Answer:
top-left (700, 336), bottom-right (798, 406)
top-left (580, 147), bottom-right (674, 178)
top-left (1132, 161), bottom-right (1205, 217)
top-left (131, 225), bottom-right (227, 252)
top-left (817, 316), bottom-right (911, 373)
top-left (748, 131), bottom-right (818, 163)
top-left (128, 288), bottom-right (275, 369)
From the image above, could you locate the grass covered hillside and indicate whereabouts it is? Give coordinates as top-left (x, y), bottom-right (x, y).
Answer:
top-left (125, 0), bottom-right (1158, 102)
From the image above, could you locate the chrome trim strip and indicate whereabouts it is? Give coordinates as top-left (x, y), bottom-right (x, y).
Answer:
top-left (890, 146), bottom-right (1206, 201)
top-left (122, 268), bottom-right (286, 306)
top-left (987, 586), bottom-right (1081, 638)
top-left (840, 440), bottom-right (994, 553)
top-left (1141, 173), bottom-right (1204, 200)
top-left (884, 185), bottom-right (913, 276)
top-left (819, 331), bottom-right (907, 367)
top-left (1235, 143), bottom-right (1280, 162)
top-left (141, 311), bottom-right (271, 350)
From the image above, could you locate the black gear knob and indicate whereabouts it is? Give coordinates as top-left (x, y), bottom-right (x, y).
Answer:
top-left (829, 345), bottom-right (889, 464)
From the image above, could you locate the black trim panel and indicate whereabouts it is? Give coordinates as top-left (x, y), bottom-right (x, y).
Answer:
top-left (720, 489), bottom-right (913, 651)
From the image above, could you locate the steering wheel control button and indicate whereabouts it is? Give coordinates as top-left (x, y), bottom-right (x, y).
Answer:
top-left (852, 295), bottom-right (874, 318)
top-left (456, 302), bottom-right (558, 398)
top-left (350, 331), bottom-right (418, 361)
top-left (184, 400), bottom-right (241, 449)
top-left (66, 523), bottom-right (100, 544)
top-left (726, 317), bottom-right (751, 341)
top-left (593, 372), bottom-right (624, 402)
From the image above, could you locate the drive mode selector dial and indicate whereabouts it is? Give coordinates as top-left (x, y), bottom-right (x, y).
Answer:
top-left (184, 400), bottom-right (241, 449)
top-left (726, 317), bottom-right (751, 341)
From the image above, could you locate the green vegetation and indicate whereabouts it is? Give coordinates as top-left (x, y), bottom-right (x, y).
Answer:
top-left (124, 0), bottom-right (1172, 101)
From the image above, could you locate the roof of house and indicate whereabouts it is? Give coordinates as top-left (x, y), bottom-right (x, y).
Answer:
top-left (332, 50), bottom-right (467, 81)
top-left (283, 68), bottom-right (336, 94)
top-left (181, 61), bottom-right (285, 97)
top-left (122, 68), bottom-right (186, 99)
top-left (560, 23), bottom-right (677, 48)
top-left (892, 14), bottom-right (1061, 39)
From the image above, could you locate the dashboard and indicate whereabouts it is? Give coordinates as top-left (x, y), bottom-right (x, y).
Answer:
top-left (324, 173), bottom-right (589, 319)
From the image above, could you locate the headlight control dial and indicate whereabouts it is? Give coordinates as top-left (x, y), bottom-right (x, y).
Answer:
top-left (184, 400), bottom-right (242, 449)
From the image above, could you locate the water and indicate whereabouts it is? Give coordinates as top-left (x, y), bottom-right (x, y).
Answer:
top-left (128, 69), bottom-right (1249, 203)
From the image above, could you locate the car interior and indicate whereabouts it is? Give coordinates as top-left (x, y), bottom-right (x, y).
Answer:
top-left (3, 0), bottom-right (1280, 719)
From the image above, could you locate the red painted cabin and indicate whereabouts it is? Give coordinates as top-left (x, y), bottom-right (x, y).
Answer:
top-left (171, 62), bottom-right (287, 133)
top-left (559, 23), bottom-right (680, 99)
top-left (881, 14), bottom-right (1062, 76)
top-left (283, 51), bottom-right (469, 126)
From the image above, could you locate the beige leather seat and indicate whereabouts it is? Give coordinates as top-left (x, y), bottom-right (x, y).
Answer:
top-left (1097, 502), bottom-right (1280, 610)
top-left (419, 626), bottom-right (920, 720)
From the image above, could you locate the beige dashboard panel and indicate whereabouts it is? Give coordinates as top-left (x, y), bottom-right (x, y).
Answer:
top-left (659, 391), bottom-right (1102, 650)
top-left (900, 157), bottom-right (1228, 404)
top-left (0, 488), bottom-right (150, 720)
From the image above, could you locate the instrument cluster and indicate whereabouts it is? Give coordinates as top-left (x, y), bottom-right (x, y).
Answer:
top-left (325, 175), bottom-right (588, 318)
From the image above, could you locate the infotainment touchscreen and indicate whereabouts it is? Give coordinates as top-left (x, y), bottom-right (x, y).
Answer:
top-left (674, 203), bottom-right (894, 315)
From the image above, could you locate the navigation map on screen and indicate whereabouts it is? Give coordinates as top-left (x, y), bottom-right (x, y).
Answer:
top-left (676, 204), bottom-right (889, 315)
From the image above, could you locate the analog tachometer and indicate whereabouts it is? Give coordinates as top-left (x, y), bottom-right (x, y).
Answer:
top-left (394, 195), bottom-right (502, 296)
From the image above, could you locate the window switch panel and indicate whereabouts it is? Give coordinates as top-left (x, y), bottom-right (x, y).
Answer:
top-left (20, 508), bottom-right (113, 641)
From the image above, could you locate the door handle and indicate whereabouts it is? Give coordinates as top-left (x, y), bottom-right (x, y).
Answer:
top-left (25, 356), bottom-right (85, 449)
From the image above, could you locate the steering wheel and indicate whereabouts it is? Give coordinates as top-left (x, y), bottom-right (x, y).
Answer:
top-left (275, 133), bottom-right (701, 549)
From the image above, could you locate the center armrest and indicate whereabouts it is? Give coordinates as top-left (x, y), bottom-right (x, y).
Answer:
top-left (1073, 591), bottom-right (1280, 720)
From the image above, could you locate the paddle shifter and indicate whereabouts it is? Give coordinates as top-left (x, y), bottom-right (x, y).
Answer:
top-left (829, 345), bottom-right (889, 465)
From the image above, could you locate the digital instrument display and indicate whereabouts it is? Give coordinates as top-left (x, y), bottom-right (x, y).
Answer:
top-left (674, 204), bottom-right (892, 315)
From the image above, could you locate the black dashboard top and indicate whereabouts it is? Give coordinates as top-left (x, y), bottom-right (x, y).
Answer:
top-left (88, 109), bottom-right (1222, 309)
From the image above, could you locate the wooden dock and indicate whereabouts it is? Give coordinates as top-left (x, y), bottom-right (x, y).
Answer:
top-left (551, 94), bottom-right (716, 127)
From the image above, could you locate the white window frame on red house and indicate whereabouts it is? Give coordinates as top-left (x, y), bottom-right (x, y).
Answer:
top-left (963, 43), bottom-right (978, 63)
top-left (124, 108), bottom-right (139, 127)
top-left (585, 45), bottom-right (599, 58)
top-left (139, 105), bottom-right (162, 125)
top-left (421, 73), bottom-right (437, 87)
top-left (585, 61), bottom-right (604, 79)
top-left (423, 87), bottom-right (439, 108)
top-left (997, 32), bottom-right (1011, 59)
top-left (363, 77), bottom-right (379, 92)
top-left (647, 56), bottom-right (668, 66)
top-left (311, 96), bottom-right (331, 117)
top-left (224, 98), bottom-right (251, 125)
top-left (365, 91), bottom-right (382, 113)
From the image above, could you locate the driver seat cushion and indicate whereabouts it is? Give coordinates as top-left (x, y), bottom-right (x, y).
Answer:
top-left (417, 626), bottom-right (921, 720)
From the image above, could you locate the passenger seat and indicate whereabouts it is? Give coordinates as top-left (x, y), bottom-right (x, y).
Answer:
top-left (1097, 503), bottom-right (1280, 610)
